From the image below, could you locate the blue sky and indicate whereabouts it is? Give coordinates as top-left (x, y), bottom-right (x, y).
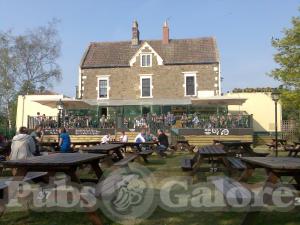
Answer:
top-left (0, 0), bottom-right (299, 97)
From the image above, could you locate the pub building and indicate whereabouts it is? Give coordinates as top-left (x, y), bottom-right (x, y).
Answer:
top-left (17, 21), bottom-right (270, 145)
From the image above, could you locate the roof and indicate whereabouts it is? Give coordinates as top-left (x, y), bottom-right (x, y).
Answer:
top-left (80, 38), bottom-right (219, 68)
top-left (191, 96), bottom-right (247, 105)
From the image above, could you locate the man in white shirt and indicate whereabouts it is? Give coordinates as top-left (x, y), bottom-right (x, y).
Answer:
top-left (119, 131), bottom-right (128, 143)
top-left (134, 130), bottom-right (146, 151)
top-left (101, 133), bottom-right (110, 144)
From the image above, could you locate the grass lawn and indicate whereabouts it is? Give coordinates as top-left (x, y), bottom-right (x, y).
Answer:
top-left (1, 146), bottom-right (300, 225)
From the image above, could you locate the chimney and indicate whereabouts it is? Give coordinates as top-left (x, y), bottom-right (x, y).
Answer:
top-left (162, 20), bottom-right (169, 44)
top-left (132, 20), bottom-right (140, 46)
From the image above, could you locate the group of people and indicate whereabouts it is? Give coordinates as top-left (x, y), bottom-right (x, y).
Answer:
top-left (9, 125), bottom-right (72, 161)
top-left (101, 129), bottom-right (169, 157)
top-left (180, 113), bottom-right (250, 129)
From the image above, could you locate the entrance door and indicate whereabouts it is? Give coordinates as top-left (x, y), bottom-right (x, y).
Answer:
top-left (142, 106), bottom-right (151, 116)
top-left (100, 107), bottom-right (107, 116)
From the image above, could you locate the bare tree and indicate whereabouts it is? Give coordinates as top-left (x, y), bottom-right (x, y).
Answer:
top-left (14, 19), bottom-right (62, 94)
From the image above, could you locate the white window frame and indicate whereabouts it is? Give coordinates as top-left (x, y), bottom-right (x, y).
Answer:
top-left (183, 73), bottom-right (197, 97)
top-left (96, 76), bottom-right (110, 100)
top-left (140, 54), bottom-right (152, 67)
top-left (139, 75), bottom-right (153, 98)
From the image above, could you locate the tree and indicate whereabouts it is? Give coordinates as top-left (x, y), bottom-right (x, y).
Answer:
top-left (269, 10), bottom-right (300, 119)
top-left (0, 31), bottom-right (18, 129)
top-left (0, 19), bottom-right (61, 129)
top-left (14, 19), bottom-right (62, 95)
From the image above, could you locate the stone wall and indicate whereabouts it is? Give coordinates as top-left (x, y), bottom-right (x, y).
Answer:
top-left (81, 56), bottom-right (219, 100)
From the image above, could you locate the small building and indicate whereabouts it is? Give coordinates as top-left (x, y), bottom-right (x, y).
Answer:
top-left (226, 90), bottom-right (282, 133)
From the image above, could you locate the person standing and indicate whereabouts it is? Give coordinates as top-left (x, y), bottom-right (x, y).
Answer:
top-left (30, 125), bottom-right (44, 156)
top-left (10, 127), bottom-right (36, 160)
top-left (156, 129), bottom-right (169, 157)
top-left (59, 127), bottom-right (71, 153)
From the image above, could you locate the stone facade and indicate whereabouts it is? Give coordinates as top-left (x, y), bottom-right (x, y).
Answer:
top-left (81, 55), bottom-right (219, 101)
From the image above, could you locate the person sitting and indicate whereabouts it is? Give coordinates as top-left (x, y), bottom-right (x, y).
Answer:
top-left (145, 130), bottom-right (155, 142)
top-left (59, 127), bottom-right (71, 153)
top-left (119, 131), bottom-right (128, 143)
top-left (30, 125), bottom-right (44, 156)
top-left (134, 130), bottom-right (146, 151)
top-left (156, 129), bottom-right (169, 157)
top-left (10, 127), bottom-right (36, 160)
top-left (101, 133), bottom-right (111, 144)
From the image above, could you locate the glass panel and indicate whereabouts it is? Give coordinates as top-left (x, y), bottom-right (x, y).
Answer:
top-left (142, 78), bottom-right (151, 97)
top-left (99, 80), bottom-right (107, 98)
top-left (141, 54), bottom-right (151, 66)
top-left (186, 76), bottom-right (195, 96)
top-left (146, 55), bottom-right (151, 66)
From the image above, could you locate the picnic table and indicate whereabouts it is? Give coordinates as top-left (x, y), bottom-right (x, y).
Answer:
top-left (215, 140), bottom-right (268, 157)
top-left (239, 157), bottom-right (300, 185)
top-left (182, 145), bottom-right (228, 173)
top-left (80, 144), bottom-right (124, 160)
top-left (109, 141), bottom-right (157, 148)
top-left (272, 138), bottom-right (287, 146)
top-left (1, 153), bottom-right (107, 225)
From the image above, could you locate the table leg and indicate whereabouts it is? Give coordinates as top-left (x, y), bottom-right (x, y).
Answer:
top-left (238, 166), bottom-right (254, 182)
top-left (115, 148), bottom-right (124, 160)
top-left (90, 160), bottom-right (103, 179)
top-left (66, 167), bottom-right (104, 225)
top-left (293, 175), bottom-right (300, 185)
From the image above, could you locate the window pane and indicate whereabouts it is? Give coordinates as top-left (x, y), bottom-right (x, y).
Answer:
top-left (99, 80), bottom-right (108, 98)
top-left (141, 55), bottom-right (146, 66)
top-left (186, 76), bottom-right (195, 96)
top-left (142, 78), bottom-right (151, 97)
top-left (146, 55), bottom-right (151, 66)
top-left (141, 54), bottom-right (151, 66)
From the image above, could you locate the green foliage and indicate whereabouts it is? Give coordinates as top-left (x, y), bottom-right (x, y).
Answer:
top-left (269, 10), bottom-right (300, 119)
top-left (0, 19), bottom-right (61, 129)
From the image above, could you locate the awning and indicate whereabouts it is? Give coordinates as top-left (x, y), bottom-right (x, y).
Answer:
top-left (34, 99), bottom-right (92, 109)
top-left (191, 96), bottom-right (247, 105)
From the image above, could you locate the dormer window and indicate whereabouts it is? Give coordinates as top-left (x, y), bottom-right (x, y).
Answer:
top-left (140, 54), bottom-right (152, 67)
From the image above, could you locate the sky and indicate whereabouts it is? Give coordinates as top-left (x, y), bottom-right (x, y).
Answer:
top-left (0, 0), bottom-right (299, 97)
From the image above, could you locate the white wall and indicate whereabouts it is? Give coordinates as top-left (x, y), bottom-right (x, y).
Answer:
top-left (226, 92), bottom-right (282, 132)
top-left (16, 95), bottom-right (63, 130)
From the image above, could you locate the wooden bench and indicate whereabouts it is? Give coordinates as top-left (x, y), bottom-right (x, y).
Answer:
top-left (113, 154), bottom-right (139, 167)
top-left (181, 151), bottom-right (199, 171)
top-left (138, 149), bottom-right (154, 163)
top-left (225, 157), bottom-right (246, 170)
top-left (0, 171), bottom-right (48, 216)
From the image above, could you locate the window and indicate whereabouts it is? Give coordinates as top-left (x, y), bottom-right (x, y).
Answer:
top-left (140, 54), bottom-right (152, 67)
top-left (140, 75), bottom-right (152, 98)
top-left (184, 74), bottom-right (197, 96)
top-left (97, 76), bottom-right (109, 99)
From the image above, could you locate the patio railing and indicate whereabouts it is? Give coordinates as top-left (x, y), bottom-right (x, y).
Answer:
top-left (27, 114), bottom-right (253, 131)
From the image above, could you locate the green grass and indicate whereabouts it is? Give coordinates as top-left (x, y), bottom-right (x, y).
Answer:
top-left (1, 146), bottom-right (300, 225)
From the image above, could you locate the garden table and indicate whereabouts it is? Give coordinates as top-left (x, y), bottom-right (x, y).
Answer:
top-left (239, 157), bottom-right (300, 184)
top-left (80, 143), bottom-right (124, 160)
top-left (2, 153), bottom-right (107, 225)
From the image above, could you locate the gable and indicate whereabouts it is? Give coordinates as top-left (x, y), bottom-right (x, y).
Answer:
top-left (129, 42), bottom-right (163, 66)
